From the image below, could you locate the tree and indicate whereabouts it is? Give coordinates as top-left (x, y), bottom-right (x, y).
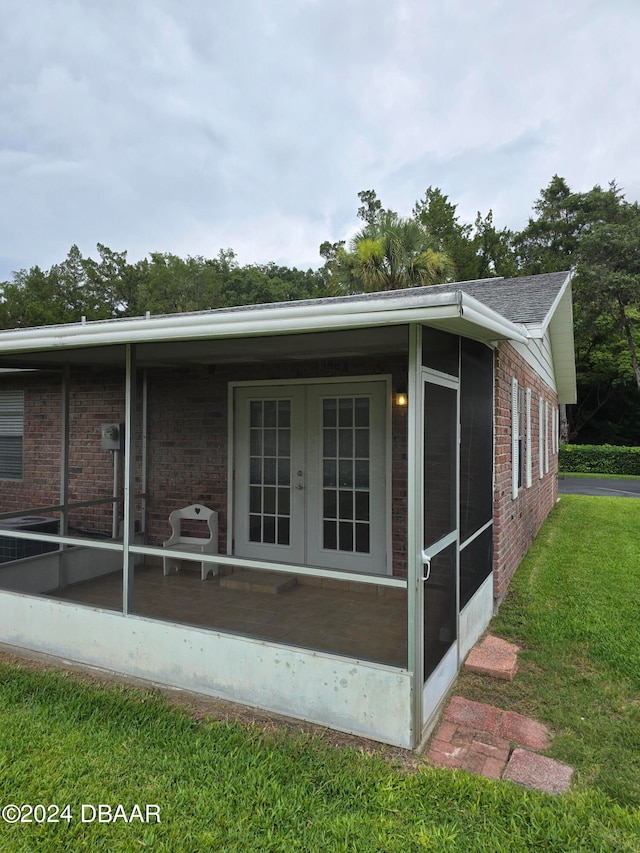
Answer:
top-left (512, 175), bottom-right (623, 275)
top-left (356, 189), bottom-right (386, 225)
top-left (413, 187), bottom-right (478, 281)
top-left (472, 211), bottom-right (517, 279)
top-left (413, 187), bottom-right (516, 281)
top-left (577, 212), bottom-right (640, 395)
top-left (324, 194), bottom-right (456, 294)
top-left (510, 176), bottom-right (639, 443)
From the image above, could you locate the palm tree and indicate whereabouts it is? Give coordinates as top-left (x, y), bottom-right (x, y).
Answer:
top-left (341, 211), bottom-right (457, 293)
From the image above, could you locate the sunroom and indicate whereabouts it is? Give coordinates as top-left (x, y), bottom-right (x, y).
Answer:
top-left (0, 276), bottom-right (573, 748)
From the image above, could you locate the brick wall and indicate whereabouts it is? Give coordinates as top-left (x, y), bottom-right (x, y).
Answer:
top-left (493, 341), bottom-right (558, 603)
top-left (0, 369), bottom-right (129, 535)
top-left (1, 373), bottom-right (62, 512)
top-left (145, 355), bottom-right (409, 576)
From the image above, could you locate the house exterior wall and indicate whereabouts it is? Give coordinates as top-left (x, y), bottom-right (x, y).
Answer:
top-left (493, 341), bottom-right (558, 603)
top-left (145, 354), bottom-right (409, 577)
top-left (0, 370), bottom-right (127, 534)
top-left (1, 354), bottom-right (409, 576)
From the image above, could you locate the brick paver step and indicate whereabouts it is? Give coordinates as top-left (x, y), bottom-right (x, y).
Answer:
top-left (464, 634), bottom-right (519, 681)
top-left (428, 695), bottom-right (566, 794)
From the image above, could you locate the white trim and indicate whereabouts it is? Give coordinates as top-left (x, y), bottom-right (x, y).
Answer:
top-left (407, 324), bottom-right (421, 745)
top-left (459, 574), bottom-right (494, 661)
top-left (544, 400), bottom-right (550, 474)
top-left (539, 396), bottom-right (544, 479)
top-left (511, 378), bottom-right (519, 500)
top-left (0, 290), bottom-right (529, 354)
top-left (420, 369), bottom-right (460, 727)
top-left (525, 388), bottom-right (532, 488)
top-left (422, 643), bottom-right (458, 732)
top-left (460, 519), bottom-right (493, 552)
top-left (230, 374), bottom-right (389, 389)
top-left (421, 367), bottom-right (458, 388)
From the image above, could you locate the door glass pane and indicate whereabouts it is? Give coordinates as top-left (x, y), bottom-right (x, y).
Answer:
top-left (423, 383), bottom-right (457, 548)
top-left (424, 543), bottom-right (457, 680)
top-left (248, 399), bottom-right (292, 546)
top-left (322, 397), bottom-right (371, 554)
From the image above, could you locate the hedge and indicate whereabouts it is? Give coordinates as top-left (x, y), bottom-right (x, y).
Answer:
top-left (559, 444), bottom-right (640, 475)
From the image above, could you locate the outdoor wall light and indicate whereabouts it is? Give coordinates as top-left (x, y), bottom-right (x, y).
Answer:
top-left (394, 388), bottom-right (408, 407)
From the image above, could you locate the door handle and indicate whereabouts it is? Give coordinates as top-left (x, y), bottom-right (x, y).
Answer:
top-left (422, 554), bottom-right (432, 582)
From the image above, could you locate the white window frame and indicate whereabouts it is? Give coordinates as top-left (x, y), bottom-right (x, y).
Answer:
top-left (538, 396), bottom-right (544, 479)
top-left (525, 388), bottom-right (532, 488)
top-left (0, 390), bottom-right (24, 481)
top-left (544, 400), bottom-right (550, 474)
top-left (511, 378), bottom-right (524, 500)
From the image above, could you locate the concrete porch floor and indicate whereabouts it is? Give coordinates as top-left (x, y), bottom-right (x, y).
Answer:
top-left (52, 563), bottom-right (408, 668)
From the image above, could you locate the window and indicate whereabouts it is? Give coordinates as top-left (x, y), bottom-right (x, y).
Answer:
top-left (0, 391), bottom-right (24, 480)
top-left (511, 379), bottom-right (524, 499)
top-left (525, 388), bottom-right (532, 488)
top-left (544, 400), bottom-right (550, 474)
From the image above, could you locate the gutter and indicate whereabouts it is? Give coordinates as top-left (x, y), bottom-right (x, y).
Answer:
top-left (0, 290), bottom-right (530, 354)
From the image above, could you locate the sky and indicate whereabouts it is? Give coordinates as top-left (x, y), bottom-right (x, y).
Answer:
top-left (1, 0), bottom-right (638, 281)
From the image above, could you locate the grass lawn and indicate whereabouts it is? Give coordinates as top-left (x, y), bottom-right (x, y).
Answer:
top-left (458, 495), bottom-right (640, 807)
top-left (0, 495), bottom-right (639, 851)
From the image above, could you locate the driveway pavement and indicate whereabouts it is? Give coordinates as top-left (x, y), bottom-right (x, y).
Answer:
top-left (558, 476), bottom-right (640, 498)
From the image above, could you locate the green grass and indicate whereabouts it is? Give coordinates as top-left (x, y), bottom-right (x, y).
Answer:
top-left (0, 669), bottom-right (638, 852)
top-left (457, 495), bottom-right (640, 808)
top-left (1, 494), bottom-right (639, 850)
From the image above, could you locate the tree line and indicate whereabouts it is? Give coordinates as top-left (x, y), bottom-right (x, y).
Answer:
top-left (1, 175), bottom-right (639, 445)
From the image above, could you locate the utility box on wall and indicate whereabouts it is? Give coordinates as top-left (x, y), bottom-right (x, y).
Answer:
top-left (100, 423), bottom-right (124, 451)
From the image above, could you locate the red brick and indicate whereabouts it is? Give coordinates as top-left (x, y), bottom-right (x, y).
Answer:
top-left (444, 696), bottom-right (501, 734)
top-left (433, 720), bottom-right (458, 743)
top-left (497, 711), bottom-right (551, 750)
top-left (503, 748), bottom-right (573, 795)
top-left (482, 756), bottom-right (507, 779)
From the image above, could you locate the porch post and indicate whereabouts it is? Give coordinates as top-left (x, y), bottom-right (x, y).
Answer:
top-left (123, 344), bottom-right (137, 615)
top-left (141, 369), bottom-right (148, 535)
top-left (59, 366), bottom-right (70, 536)
top-left (407, 323), bottom-right (423, 746)
top-left (58, 366), bottom-right (70, 587)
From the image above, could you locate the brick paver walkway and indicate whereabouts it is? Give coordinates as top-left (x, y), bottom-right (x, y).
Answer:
top-left (427, 635), bottom-right (574, 794)
top-left (428, 696), bottom-right (572, 793)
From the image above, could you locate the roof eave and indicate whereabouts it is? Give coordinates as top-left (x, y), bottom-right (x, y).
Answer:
top-left (0, 289), bottom-right (530, 356)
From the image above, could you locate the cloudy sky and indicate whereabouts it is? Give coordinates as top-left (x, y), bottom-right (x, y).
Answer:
top-left (1, 0), bottom-right (638, 280)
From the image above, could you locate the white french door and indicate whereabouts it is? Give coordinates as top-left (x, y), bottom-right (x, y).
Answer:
top-left (233, 380), bottom-right (388, 575)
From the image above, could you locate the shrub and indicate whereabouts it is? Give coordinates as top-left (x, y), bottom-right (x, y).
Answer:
top-left (559, 444), bottom-right (640, 475)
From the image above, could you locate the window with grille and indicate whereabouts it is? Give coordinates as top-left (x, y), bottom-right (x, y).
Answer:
top-left (321, 396), bottom-right (371, 554)
top-left (0, 391), bottom-right (24, 480)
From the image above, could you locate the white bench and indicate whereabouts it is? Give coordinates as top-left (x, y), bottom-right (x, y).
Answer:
top-left (162, 504), bottom-right (218, 581)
